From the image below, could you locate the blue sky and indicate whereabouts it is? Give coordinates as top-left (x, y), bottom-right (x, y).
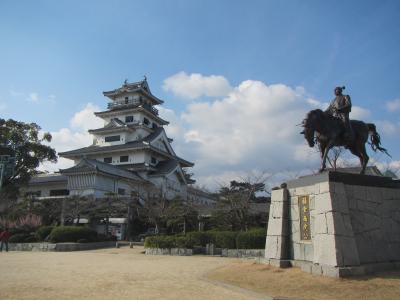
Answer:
top-left (1, 0), bottom-right (399, 187)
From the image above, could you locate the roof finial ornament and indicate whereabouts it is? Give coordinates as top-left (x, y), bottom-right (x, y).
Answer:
top-left (123, 79), bottom-right (128, 86)
top-left (143, 75), bottom-right (147, 81)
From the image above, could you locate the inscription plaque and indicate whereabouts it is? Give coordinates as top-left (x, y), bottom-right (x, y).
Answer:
top-left (299, 195), bottom-right (311, 240)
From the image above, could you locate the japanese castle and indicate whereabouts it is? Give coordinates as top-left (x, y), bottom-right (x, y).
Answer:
top-left (25, 79), bottom-right (213, 205)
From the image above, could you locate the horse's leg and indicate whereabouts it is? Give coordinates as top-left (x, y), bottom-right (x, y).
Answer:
top-left (352, 127), bottom-right (370, 175)
top-left (319, 142), bottom-right (326, 160)
top-left (319, 141), bottom-right (333, 173)
top-left (348, 143), bottom-right (369, 175)
top-left (359, 143), bottom-right (369, 174)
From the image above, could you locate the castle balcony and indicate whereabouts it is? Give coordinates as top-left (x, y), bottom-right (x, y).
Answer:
top-left (143, 103), bottom-right (159, 116)
top-left (107, 99), bottom-right (141, 110)
top-left (107, 100), bottom-right (159, 116)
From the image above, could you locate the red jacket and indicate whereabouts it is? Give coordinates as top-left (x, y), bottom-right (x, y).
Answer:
top-left (0, 231), bottom-right (11, 241)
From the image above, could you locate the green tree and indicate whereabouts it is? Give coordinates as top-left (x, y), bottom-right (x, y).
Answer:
top-left (164, 198), bottom-right (198, 234)
top-left (0, 118), bottom-right (57, 202)
top-left (212, 176), bottom-right (267, 231)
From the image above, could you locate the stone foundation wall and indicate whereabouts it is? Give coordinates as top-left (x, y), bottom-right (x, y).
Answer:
top-left (9, 241), bottom-right (116, 252)
top-left (9, 243), bottom-right (57, 251)
top-left (345, 185), bottom-right (400, 264)
top-left (221, 249), bottom-right (264, 258)
top-left (145, 248), bottom-right (193, 256)
top-left (265, 171), bottom-right (400, 277)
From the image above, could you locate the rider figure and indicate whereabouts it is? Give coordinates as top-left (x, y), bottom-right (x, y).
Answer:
top-left (325, 86), bottom-right (354, 143)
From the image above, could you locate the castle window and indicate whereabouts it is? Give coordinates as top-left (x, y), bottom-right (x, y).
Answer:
top-left (105, 135), bottom-right (120, 142)
top-left (118, 188), bottom-right (126, 195)
top-left (125, 115), bottom-right (134, 123)
top-left (104, 157), bottom-right (112, 163)
top-left (151, 157), bottom-right (157, 165)
top-left (120, 156), bottom-right (129, 163)
top-left (143, 118), bottom-right (149, 125)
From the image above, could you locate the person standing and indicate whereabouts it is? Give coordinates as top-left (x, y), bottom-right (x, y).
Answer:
top-left (0, 227), bottom-right (11, 252)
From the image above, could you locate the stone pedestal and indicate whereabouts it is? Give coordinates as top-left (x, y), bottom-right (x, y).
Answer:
top-left (264, 171), bottom-right (400, 277)
top-left (264, 188), bottom-right (291, 267)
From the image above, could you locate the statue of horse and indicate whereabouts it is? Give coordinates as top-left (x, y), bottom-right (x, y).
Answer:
top-left (300, 109), bottom-right (390, 174)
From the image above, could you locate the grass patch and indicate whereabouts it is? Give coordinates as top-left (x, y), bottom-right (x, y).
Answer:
top-left (207, 261), bottom-right (400, 300)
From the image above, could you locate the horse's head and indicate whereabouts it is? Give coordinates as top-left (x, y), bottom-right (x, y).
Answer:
top-left (300, 109), bottom-right (324, 147)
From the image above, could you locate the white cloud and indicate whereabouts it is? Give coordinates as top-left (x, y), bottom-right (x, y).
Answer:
top-left (386, 98), bottom-right (400, 112)
top-left (9, 89), bottom-right (56, 104)
top-left (162, 75), bottom-right (381, 190)
top-left (170, 78), bottom-right (323, 189)
top-left (39, 103), bottom-right (102, 172)
top-left (370, 159), bottom-right (400, 177)
top-left (70, 103), bottom-right (103, 131)
top-left (27, 92), bottom-right (39, 102)
top-left (9, 89), bottom-right (23, 97)
top-left (350, 106), bottom-right (371, 120)
top-left (306, 98), bottom-right (328, 109)
top-left (375, 120), bottom-right (400, 137)
top-left (163, 71), bottom-right (232, 99)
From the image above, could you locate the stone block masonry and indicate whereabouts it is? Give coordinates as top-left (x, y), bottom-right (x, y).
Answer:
top-left (264, 171), bottom-right (400, 277)
top-left (8, 241), bottom-right (116, 251)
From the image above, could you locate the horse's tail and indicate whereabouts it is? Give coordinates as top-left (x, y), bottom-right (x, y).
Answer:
top-left (367, 123), bottom-right (391, 157)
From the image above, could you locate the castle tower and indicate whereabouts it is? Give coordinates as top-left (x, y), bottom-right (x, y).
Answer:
top-left (59, 79), bottom-right (194, 199)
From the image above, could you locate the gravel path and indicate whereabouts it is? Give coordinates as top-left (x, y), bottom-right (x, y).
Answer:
top-left (0, 247), bottom-right (270, 300)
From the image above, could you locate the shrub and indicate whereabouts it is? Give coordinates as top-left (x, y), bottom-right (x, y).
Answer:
top-left (144, 236), bottom-right (175, 249)
top-left (144, 230), bottom-right (265, 250)
top-left (185, 231), bottom-right (213, 247)
top-left (24, 235), bottom-right (39, 243)
top-left (77, 239), bottom-right (88, 243)
top-left (236, 228), bottom-right (266, 249)
top-left (212, 231), bottom-right (238, 249)
top-left (9, 233), bottom-right (30, 243)
top-left (36, 226), bottom-right (54, 241)
top-left (48, 226), bottom-right (98, 243)
top-left (9, 227), bottom-right (31, 235)
top-left (175, 236), bottom-right (194, 249)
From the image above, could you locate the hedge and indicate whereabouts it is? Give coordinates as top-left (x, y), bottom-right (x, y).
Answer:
top-left (36, 226), bottom-right (54, 241)
top-left (9, 233), bottom-right (40, 243)
top-left (9, 233), bottom-right (30, 243)
top-left (236, 228), bottom-right (266, 249)
top-left (48, 226), bottom-right (98, 243)
top-left (145, 229), bottom-right (266, 249)
top-left (145, 236), bottom-right (175, 248)
top-left (185, 231), bottom-right (213, 246)
top-left (24, 235), bottom-right (39, 243)
top-left (212, 231), bottom-right (238, 249)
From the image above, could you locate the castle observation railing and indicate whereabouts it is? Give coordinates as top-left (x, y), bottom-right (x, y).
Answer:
top-left (107, 99), bottom-right (159, 116)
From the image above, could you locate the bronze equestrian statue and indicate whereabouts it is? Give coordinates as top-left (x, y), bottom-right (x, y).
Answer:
top-left (301, 86), bottom-right (390, 174)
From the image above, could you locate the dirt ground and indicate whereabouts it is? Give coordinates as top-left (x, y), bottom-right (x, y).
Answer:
top-left (0, 247), bottom-right (269, 300)
top-left (208, 260), bottom-right (400, 300)
top-left (2, 248), bottom-right (400, 300)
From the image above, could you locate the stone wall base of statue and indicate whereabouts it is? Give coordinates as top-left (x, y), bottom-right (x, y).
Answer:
top-left (264, 171), bottom-right (400, 277)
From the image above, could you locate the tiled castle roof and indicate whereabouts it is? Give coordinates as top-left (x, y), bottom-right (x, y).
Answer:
top-left (60, 158), bottom-right (148, 183)
top-left (59, 128), bottom-right (194, 167)
top-left (103, 79), bottom-right (164, 104)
